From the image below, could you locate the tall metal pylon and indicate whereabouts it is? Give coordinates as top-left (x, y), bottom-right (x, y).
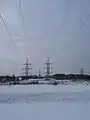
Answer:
top-left (44, 58), bottom-right (52, 77)
top-left (80, 68), bottom-right (84, 75)
top-left (22, 58), bottom-right (32, 76)
top-left (38, 69), bottom-right (41, 77)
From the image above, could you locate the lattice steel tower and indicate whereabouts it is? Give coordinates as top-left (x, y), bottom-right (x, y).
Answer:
top-left (80, 68), bottom-right (84, 75)
top-left (22, 58), bottom-right (32, 76)
top-left (45, 58), bottom-right (52, 77)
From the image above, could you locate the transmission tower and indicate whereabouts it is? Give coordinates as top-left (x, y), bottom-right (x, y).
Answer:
top-left (38, 69), bottom-right (41, 77)
top-left (22, 58), bottom-right (32, 76)
top-left (44, 58), bottom-right (52, 77)
top-left (80, 68), bottom-right (84, 75)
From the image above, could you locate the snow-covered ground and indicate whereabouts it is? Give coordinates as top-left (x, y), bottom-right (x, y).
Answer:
top-left (0, 84), bottom-right (90, 120)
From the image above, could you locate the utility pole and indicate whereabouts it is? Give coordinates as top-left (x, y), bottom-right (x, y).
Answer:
top-left (44, 58), bottom-right (52, 77)
top-left (22, 58), bottom-right (32, 76)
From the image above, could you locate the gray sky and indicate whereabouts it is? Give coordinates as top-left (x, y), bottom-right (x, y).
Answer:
top-left (0, 0), bottom-right (90, 75)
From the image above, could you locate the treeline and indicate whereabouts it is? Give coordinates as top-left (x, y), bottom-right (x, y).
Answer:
top-left (0, 75), bottom-right (43, 84)
top-left (52, 74), bottom-right (90, 81)
top-left (0, 74), bottom-right (90, 84)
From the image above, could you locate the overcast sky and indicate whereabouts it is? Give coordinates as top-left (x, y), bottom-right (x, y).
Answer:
top-left (0, 0), bottom-right (90, 75)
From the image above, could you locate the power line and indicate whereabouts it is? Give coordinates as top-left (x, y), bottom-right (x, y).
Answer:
top-left (57, 0), bottom-right (72, 30)
top-left (58, 13), bottom-right (90, 52)
top-left (0, 14), bottom-right (17, 47)
top-left (80, 14), bottom-right (90, 29)
top-left (16, 0), bottom-right (20, 22)
top-left (60, 0), bottom-right (72, 24)
top-left (53, 0), bottom-right (72, 32)
top-left (16, 0), bottom-right (24, 41)
top-left (16, 0), bottom-right (28, 58)
top-left (56, 1), bottom-right (90, 35)
top-left (18, 0), bottom-right (25, 30)
top-left (16, 0), bottom-right (27, 45)
top-left (44, 0), bottom-right (73, 37)
top-left (55, 0), bottom-right (72, 31)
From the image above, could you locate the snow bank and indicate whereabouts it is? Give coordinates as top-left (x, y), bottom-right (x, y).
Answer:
top-left (0, 84), bottom-right (90, 94)
top-left (0, 85), bottom-right (90, 120)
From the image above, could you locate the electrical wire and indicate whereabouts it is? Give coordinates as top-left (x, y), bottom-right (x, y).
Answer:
top-left (59, 13), bottom-right (90, 52)
top-left (0, 14), bottom-right (17, 48)
top-left (80, 14), bottom-right (90, 29)
top-left (58, 0), bottom-right (72, 28)
top-left (44, 0), bottom-right (73, 37)
top-left (18, 0), bottom-right (25, 30)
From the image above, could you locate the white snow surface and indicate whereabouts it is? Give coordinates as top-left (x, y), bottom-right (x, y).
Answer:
top-left (0, 84), bottom-right (90, 94)
top-left (0, 84), bottom-right (90, 120)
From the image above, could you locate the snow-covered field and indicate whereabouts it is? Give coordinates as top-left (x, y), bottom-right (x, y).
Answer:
top-left (0, 84), bottom-right (90, 120)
